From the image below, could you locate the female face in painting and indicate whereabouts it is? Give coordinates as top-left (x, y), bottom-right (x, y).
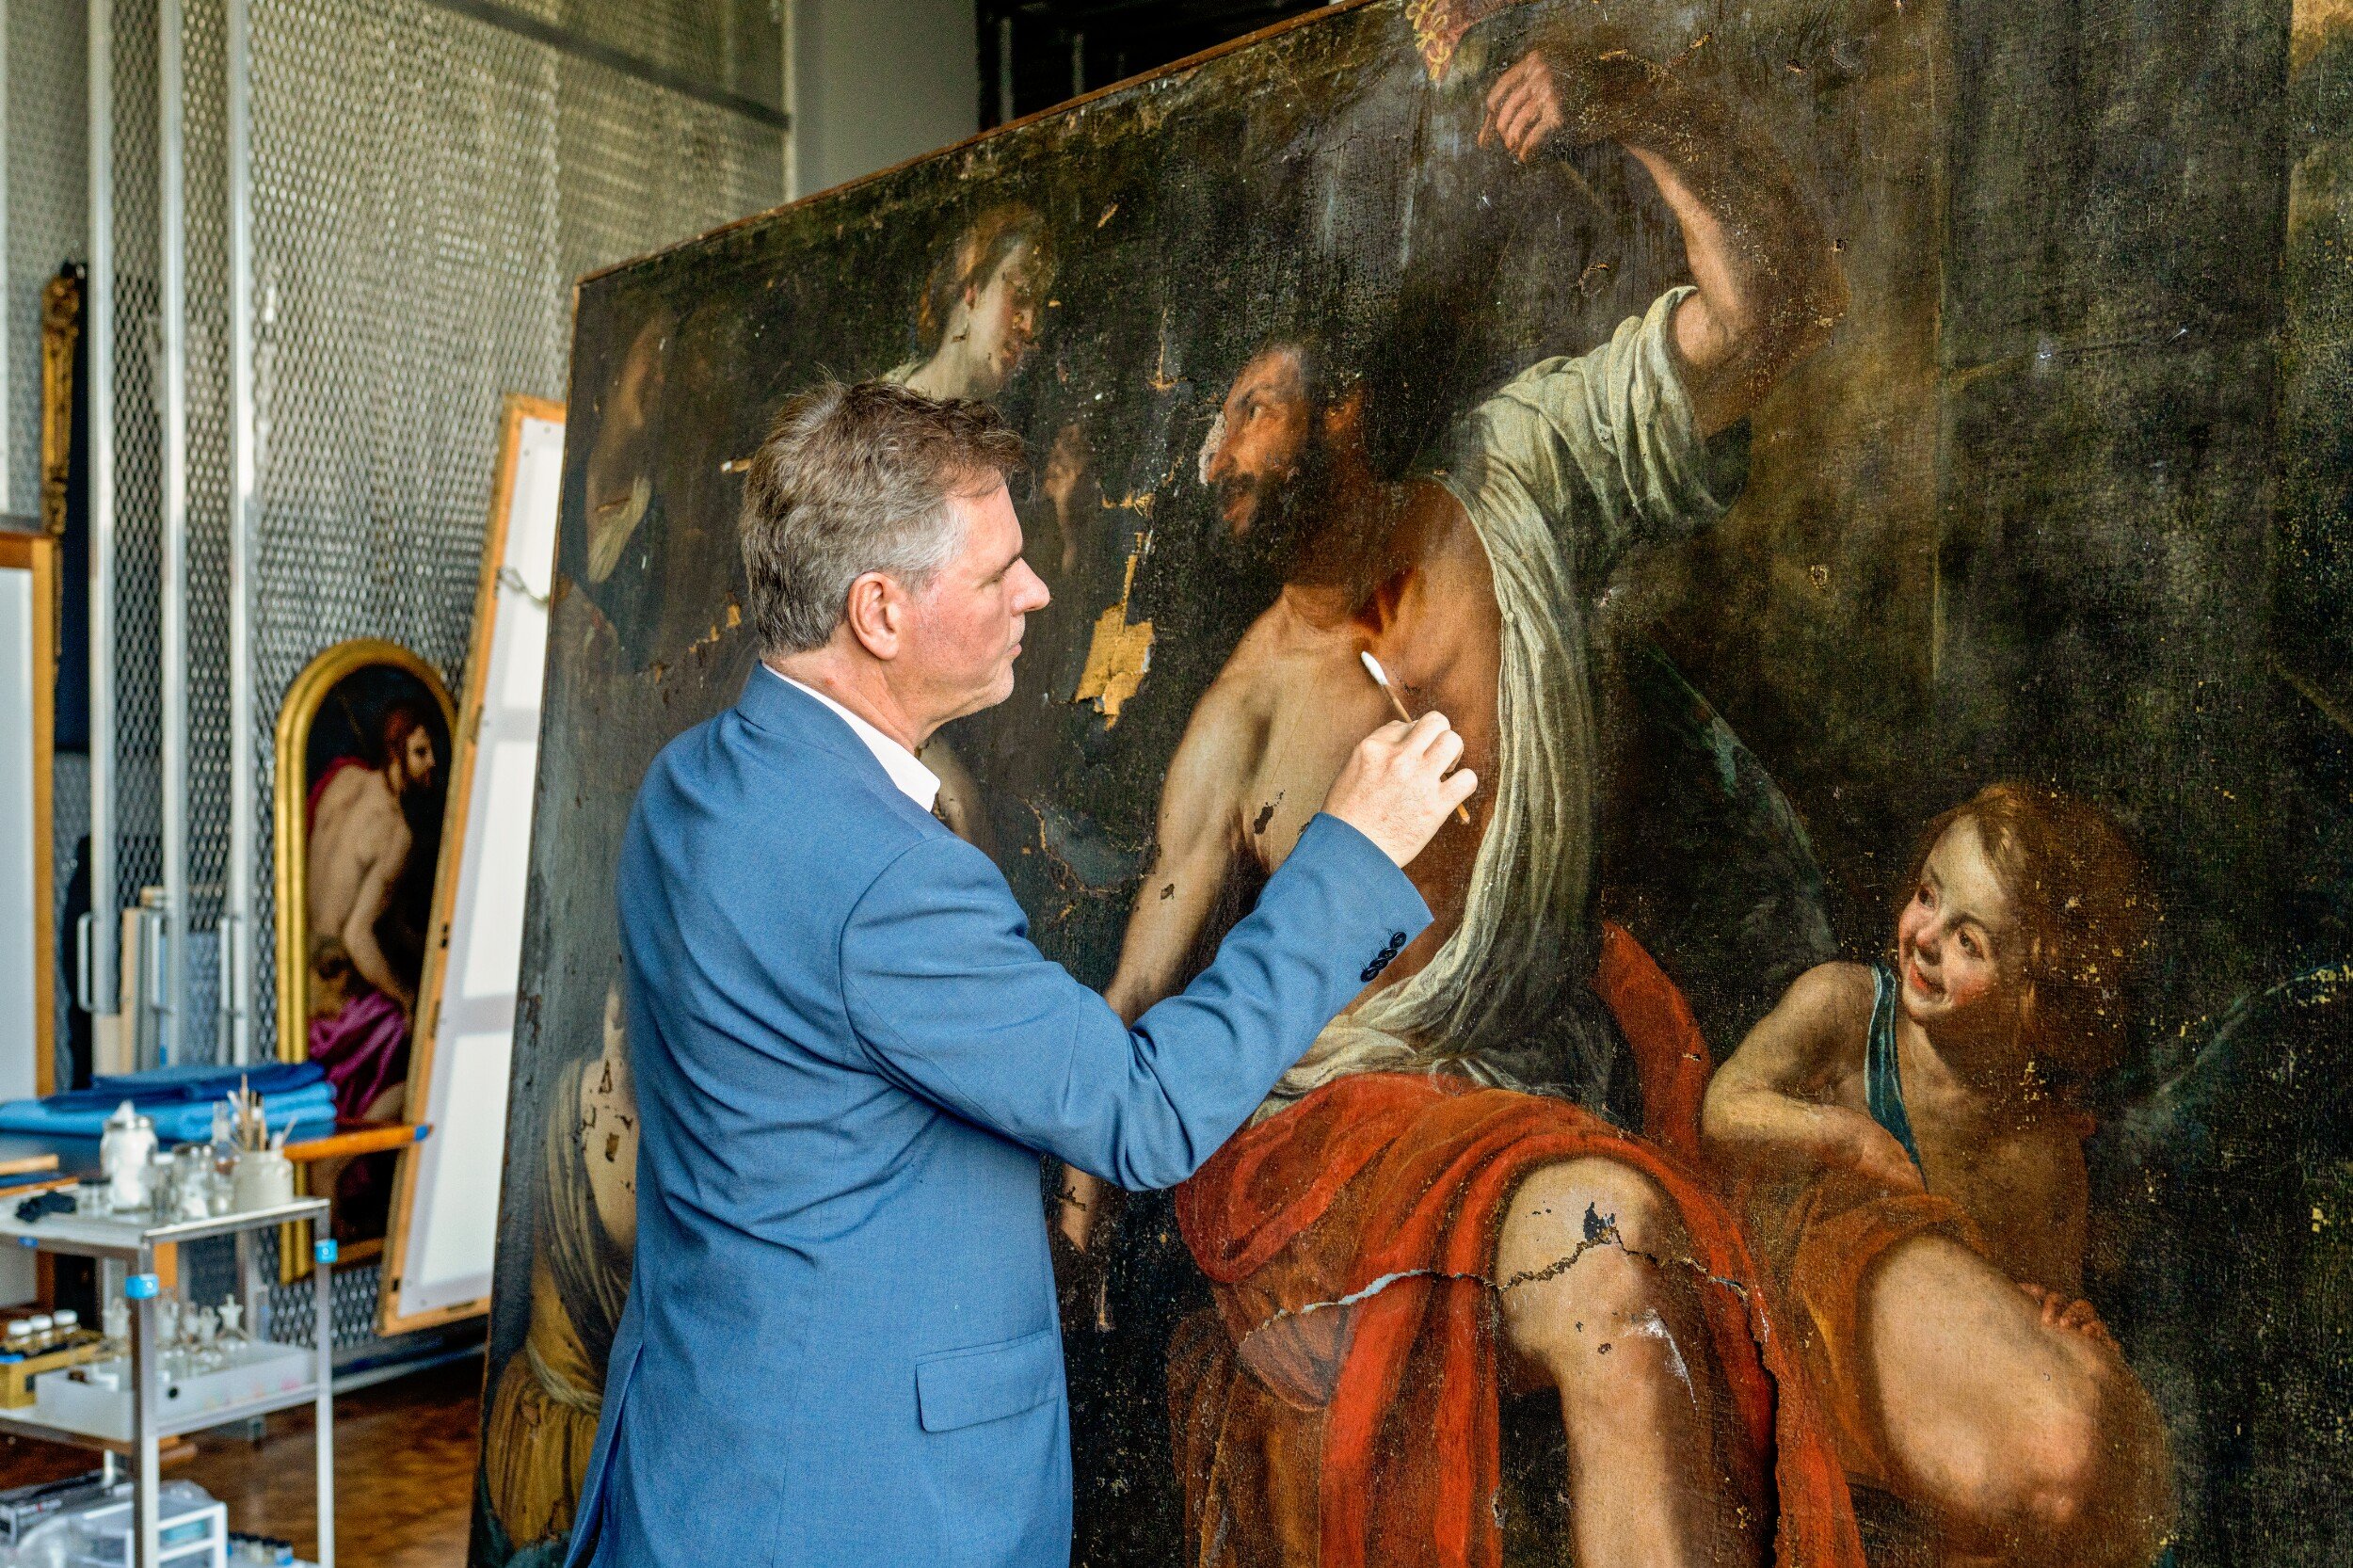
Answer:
top-left (1896, 818), bottom-right (2023, 1033)
top-left (905, 210), bottom-right (1053, 403)
top-left (957, 238), bottom-right (1044, 395)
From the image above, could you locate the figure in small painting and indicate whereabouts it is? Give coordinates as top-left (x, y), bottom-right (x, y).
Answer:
top-left (1703, 784), bottom-right (2174, 1565)
top-left (303, 675), bottom-right (447, 1237)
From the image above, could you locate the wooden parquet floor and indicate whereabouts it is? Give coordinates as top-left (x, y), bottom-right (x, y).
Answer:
top-left (0, 1352), bottom-right (483, 1566)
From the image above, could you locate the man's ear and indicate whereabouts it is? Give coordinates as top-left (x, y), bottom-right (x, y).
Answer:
top-left (842, 571), bottom-right (904, 660)
top-left (1322, 382), bottom-right (1369, 445)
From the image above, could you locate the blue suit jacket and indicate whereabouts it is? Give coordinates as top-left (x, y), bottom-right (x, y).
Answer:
top-left (567, 670), bottom-right (1432, 1567)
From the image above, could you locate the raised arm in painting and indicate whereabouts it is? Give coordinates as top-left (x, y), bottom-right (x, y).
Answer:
top-left (1481, 44), bottom-right (1848, 434)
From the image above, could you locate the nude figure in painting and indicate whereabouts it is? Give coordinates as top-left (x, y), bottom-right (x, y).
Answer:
top-left (1703, 784), bottom-right (2174, 1566)
top-left (1058, 45), bottom-right (1858, 1568)
top-left (307, 699), bottom-right (437, 1122)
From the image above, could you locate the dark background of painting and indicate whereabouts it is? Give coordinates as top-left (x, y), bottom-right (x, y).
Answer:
top-left (482, 0), bottom-right (2353, 1561)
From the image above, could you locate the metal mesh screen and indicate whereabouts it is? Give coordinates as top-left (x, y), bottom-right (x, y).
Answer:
top-left (246, 0), bottom-right (568, 1054)
top-left (552, 48), bottom-right (786, 288)
top-left (243, 0), bottom-right (783, 1054)
top-left (181, 0), bottom-right (233, 1059)
top-left (8, 0), bottom-right (89, 519)
top-left (11, 0), bottom-right (94, 1073)
top-left (109, 0), bottom-right (168, 987)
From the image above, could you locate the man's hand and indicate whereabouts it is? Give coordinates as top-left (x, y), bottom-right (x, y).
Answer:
top-left (1321, 712), bottom-right (1478, 868)
top-left (1478, 49), bottom-right (1656, 163)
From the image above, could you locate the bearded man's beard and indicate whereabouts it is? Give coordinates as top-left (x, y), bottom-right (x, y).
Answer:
top-left (1216, 424), bottom-right (1333, 584)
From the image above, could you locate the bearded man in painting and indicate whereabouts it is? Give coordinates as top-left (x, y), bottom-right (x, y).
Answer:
top-left (308, 698), bottom-right (437, 1122)
top-left (1059, 45), bottom-right (1865, 1567)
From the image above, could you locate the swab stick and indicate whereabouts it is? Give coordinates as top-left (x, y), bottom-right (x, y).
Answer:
top-left (1360, 650), bottom-right (1473, 825)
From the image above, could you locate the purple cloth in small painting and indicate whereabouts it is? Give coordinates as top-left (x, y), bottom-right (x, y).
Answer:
top-left (308, 987), bottom-right (410, 1120)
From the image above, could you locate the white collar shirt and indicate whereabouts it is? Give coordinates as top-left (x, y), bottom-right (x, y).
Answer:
top-left (769, 666), bottom-right (941, 814)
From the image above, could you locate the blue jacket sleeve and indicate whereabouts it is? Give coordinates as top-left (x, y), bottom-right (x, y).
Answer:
top-left (837, 812), bottom-right (1433, 1190)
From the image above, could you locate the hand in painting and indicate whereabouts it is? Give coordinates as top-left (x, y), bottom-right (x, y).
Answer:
top-left (1321, 712), bottom-right (1479, 869)
top-left (1478, 48), bottom-right (1657, 162)
top-left (1049, 1176), bottom-right (1118, 1333)
top-left (2019, 1282), bottom-right (2119, 1349)
top-left (1845, 1115), bottom-right (1929, 1194)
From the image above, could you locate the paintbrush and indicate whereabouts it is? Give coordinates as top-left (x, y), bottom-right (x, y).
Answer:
top-left (1359, 650), bottom-right (1473, 825)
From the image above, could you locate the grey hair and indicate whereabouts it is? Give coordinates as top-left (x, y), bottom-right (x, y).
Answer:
top-left (740, 379), bottom-right (1027, 655)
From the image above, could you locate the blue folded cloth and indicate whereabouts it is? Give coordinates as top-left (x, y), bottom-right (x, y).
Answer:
top-left (40, 1061), bottom-right (326, 1116)
top-left (0, 1076), bottom-right (338, 1144)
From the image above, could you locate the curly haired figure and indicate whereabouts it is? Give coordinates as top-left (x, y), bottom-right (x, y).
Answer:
top-left (1703, 784), bottom-right (2176, 1566)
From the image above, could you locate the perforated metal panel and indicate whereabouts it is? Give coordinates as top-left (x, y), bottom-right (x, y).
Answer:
top-left (242, 0), bottom-right (782, 1054)
top-left (11, 0), bottom-right (94, 1075)
top-left (245, 0), bottom-right (564, 1056)
top-left (181, 0), bottom-right (233, 1059)
top-left (108, 0), bottom-right (168, 1000)
top-left (553, 48), bottom-right (787, 289)
top-left (8, 0), bottom-right (90, 519)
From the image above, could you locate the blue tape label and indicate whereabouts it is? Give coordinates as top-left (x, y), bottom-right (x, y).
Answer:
top-left (313, 1239), bottom-right (338, 1265)
top-left (124, 1273), bottom-right (159, 1300)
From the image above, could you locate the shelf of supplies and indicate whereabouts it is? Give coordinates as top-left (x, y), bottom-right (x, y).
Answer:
top-left (0, 1198), bottom-right (329, 1260)
top-left (0, 1368), bottom-right (325, 1453)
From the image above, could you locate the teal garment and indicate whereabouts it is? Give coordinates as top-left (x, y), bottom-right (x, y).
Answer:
top-left (1866, 961), bottom-right (1925, 1176)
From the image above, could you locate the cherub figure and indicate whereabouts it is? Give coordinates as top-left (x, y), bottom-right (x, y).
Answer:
top-left (1703, 782), bottom-right (2174, 1565)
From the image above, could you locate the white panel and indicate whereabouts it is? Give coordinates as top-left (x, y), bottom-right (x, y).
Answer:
top-left (458, 737), bottom-right (537, 1000)
top-left (502, 594), bottom-right (550, 713)
top-left (0, 568), bottom-right (37, 1097)
top-left (390, 404), bottom-right (561, 1321)
top-left (497, 415), bottom-right (562, 708)
top-left (507, 416), bottom-right (563, 590)
top-left (410, 1027), bottom-right (513, 1308)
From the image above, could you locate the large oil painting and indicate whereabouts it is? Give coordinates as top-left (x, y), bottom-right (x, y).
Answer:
top-left (475, 0), bottom-right (2353, 1562)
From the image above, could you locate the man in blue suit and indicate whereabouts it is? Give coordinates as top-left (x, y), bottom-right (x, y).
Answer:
top-left (566, 380), bottom-right (1478, 1566)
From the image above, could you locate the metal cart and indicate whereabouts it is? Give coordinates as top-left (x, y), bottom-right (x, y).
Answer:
top-left (0, 1196), bottom-right (336, 1567)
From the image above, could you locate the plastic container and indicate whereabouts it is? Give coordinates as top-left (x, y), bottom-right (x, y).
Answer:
top-left (31, 1342), bottom-right (312, 1444)
top-left (65, 1480), bottom-right (223, 1568)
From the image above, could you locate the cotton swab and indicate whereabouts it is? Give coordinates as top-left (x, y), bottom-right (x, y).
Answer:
top-left (1359, 650), bottom-right (1473, 825)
